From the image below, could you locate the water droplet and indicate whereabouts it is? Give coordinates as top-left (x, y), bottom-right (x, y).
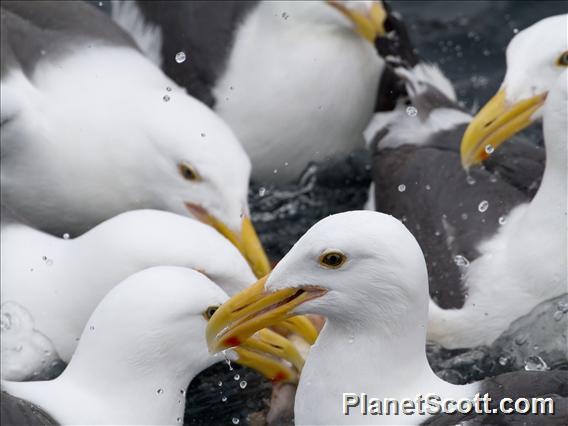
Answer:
top-left (258, 187), bottom-right (266, 197)
top-left (461, 213), bottom-right (468, 220)
top-left (166, 86), bottom-right (172, 92)
top-left (44, 350), bottom-right (51, 356)
top-left (484, 144), bottom-right (494, 154)
top-left (221, 396), bottom-right (227, 402)
top-left (180, 389), bottom-right (186, 395)
top-left (524, 355), bottom-right (549, 371)
top-left (89, 325), bottom-right (95, 331)
top-left (156, 388), bottom-right (164, 395)
top-left (225, 358), bottom-right (234, 371)
top-left (200, 133), bottom-right (206, 138)
top-left (218, 381), bottom-right (223, 387)
top-left (498, 356), bottom-right (509, 366)
top-left (40, 49), bottom-right (47, 56)
top-left (163, 95), bottom-right (170, 102)
top-left (478, 200), bottom-right (489, 212)
top-left (232, 418), bottom-right (240, 425)
top-left (273, 169), bottom-right (278, 174)
top-left (281, 12), bottom-right (289, 20)
top-left (233, 374), bottom-right (240, 381)
top-left (466, 175), bottom-right (476, 185)
top-left (239, 380), bottom-right (247, 389)
top-left (553, 310), bottom-right (564, 321)
top-left (98, 1), bottom-right (103, 6)
top-left (498, 216), bottom-right (507, 225)
top-left (284, 162), bottom-right (289, 167)
top-left (453, 255), bottom-right (470, 268)
top-left (513, 28), bottom-right (519, 34)
top-left (177, 418), bottom-right (182, 423)
top-left (557, 301), bottom-right (568, 313)
top-left (406, 106), bottom-right (418, 116)
top-left (1, 313), bottom-right (12, 330)
top-left (175, 51), bottom-right (186, 63)
top-left (398, 184), bottom-right (406, 192)
top-left (425, 184), bottom-right (431, 191)
top-left (62, 233), bottom-right (70, 239)
top-left (514, 334), bottom-right (528, 345)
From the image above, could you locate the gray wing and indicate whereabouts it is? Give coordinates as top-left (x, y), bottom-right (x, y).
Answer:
top-left (371, 78), bottom-right (544, 309)
top-left (1, 0), bottom-right (136, 80)
top-left (1, 392), bottom-right (58, 426)
top-left (134, 0), bottom-right (259, 107)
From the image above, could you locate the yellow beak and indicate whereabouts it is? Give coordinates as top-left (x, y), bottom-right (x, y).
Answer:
top-left (208, 215), bottom-right (271, 279)
top-left (233, 328), bottom-right (305, 383)
top-left (207, 275), bottom-right (326, 354)
top-left (460, 89), bottom-right (547, 169)
top-left (327, 0), bottom-right (387, 43)
top-left (185, 203), bottom-right (270, 278)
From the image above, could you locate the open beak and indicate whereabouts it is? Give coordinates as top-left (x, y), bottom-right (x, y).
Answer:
top-left (233, 328), bottom-right (305, 383)
top-left (327, 0), bottom-right (387, 42)
top-left (460, 89), bottom-right (547, 169)
top-left (207, 275), bottom-right (327, 354)
top-left (185, 203), bottom-right (271, 278)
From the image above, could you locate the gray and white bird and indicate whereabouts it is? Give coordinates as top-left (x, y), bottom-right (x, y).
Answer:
top-left (208, 211), bottom-right (568, 425)
top-left (365, 15), bottom-right (567, 348)
top-left (2, 267), bottom-right (302, 425)
top-left (0, 1), bottom-right (270, 277)
top-left (112, 0), bottom-right (389, 183)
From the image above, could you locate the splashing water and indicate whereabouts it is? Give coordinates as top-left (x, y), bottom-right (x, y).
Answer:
top-left (175, 51), bottom-right (187, 63)
top-left (406, 106), bottom-right (418, 116)
top-left (524, 356), bottom-right (549, 371)
top-left (454, 255), bottom-right (470, 268)
top-left (478, 200), bottom-right (489, 212)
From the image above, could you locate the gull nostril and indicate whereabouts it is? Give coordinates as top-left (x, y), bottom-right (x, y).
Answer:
top-left (484, 119), bottom-right (496, 128)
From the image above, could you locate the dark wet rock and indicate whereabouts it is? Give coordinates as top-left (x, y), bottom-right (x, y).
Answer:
top-left (489, 293), bottom-right (568, 373)
top-left (428, 295), bottom-right (568, 387)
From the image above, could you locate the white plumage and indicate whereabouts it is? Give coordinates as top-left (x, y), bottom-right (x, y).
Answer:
top-left (2, 267), bottom-right (230, 425)
top-left (1, 210), bottom-right (255, 380)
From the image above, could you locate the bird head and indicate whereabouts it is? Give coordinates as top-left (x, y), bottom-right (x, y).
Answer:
top-left (460, 14), bottom-right (568, 168)
top-left (206, 211), bottom-right (429, 354)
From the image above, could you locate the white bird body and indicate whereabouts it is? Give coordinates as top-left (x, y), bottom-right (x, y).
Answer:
top-left (1, 210), bottom-right (255, 380)
top-left (213, 1), bottom-right (382, 182)
top-left (2, 267), bottom-right (228, 425)
top-left (208, 211), bottom-right (481, 425)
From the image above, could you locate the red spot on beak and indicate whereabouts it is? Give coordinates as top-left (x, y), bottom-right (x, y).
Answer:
top-left (223, 336), bottom-right (241, 347)
top-left (273, 371), bottom-right (287, 382)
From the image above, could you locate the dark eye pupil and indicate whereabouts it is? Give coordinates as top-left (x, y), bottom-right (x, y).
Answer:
top-left (325, 254), bottom-right (341, 265)
top-left (207, 307), bottom-right (218, 318)
top-left (559, 51), bottom-right (568, 66)
top-left (183, 166), bottom-right (195, 180)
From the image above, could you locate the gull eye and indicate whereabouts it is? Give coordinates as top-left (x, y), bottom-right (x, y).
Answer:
top-left (557, 51), bottom-right (568, 67)
top-left (319, 250), bottom-right (346, 269)
top-left (203, 305), bottom-right (219, 320)
top-left (178, 162), bottom-right (201, 181)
